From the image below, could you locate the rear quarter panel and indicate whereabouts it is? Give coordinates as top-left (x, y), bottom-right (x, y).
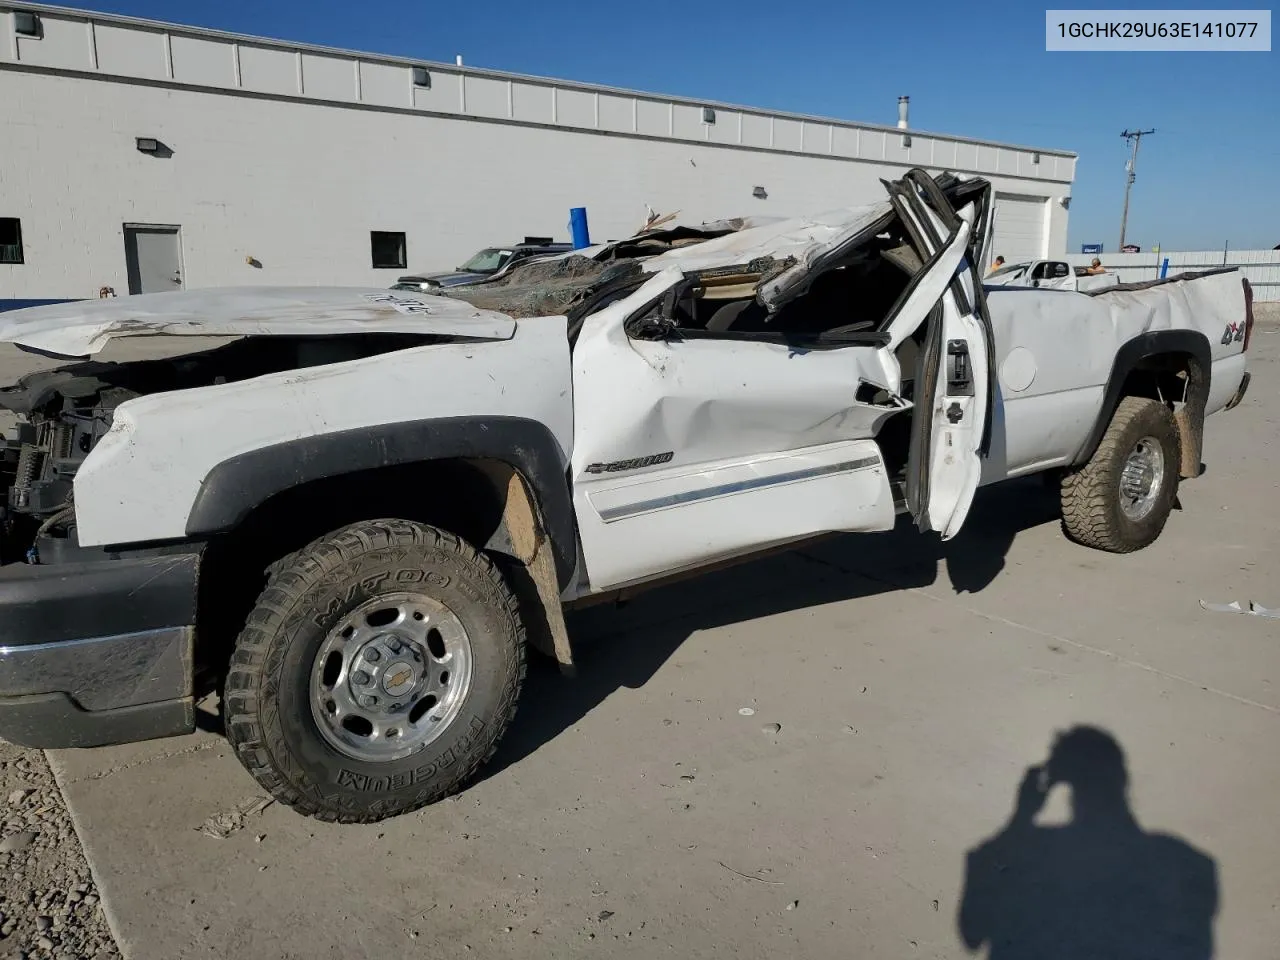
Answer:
top-left (981, 270), bottom-right (1247, 484)
top-left (1089, 270), bottom-right (1247, 417)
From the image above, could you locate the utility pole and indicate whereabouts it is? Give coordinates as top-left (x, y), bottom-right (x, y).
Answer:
top-left (1118, 128), bottom-right (1155, 251)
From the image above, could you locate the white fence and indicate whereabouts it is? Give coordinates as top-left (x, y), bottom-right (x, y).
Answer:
top-left (1064, 250), bottom-right (1280, 301)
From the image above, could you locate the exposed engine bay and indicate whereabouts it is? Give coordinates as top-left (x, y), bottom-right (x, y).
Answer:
top-left (0, 333), bottom-right (435, 563)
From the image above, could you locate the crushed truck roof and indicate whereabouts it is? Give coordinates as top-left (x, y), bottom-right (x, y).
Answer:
top-left (0, 198), bottom-right (899, 356)
top-left (447, 201), bottom-right (894, 318)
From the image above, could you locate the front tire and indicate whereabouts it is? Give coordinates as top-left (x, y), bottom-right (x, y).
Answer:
top-left (224, 520), bottom-right (525, 822)
top-left (1059, 396), bottom-right (1181, 553)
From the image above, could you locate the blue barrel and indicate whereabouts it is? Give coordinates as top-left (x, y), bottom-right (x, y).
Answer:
top-left (569, 207), bottom-right (591, 249)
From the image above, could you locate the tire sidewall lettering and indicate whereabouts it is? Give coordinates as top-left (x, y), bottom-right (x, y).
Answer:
top-left (226, 521), bottom-right (524, 820)
top-left (333, 716), bottom-right (487, 793)
top-left (275, 551), bottom-right (502, 796)
top-left (308, 566), bottom-right (451, 629)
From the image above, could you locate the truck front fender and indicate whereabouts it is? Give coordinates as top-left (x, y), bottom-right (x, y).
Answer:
top-left (185, 416), bottom-right (578, 589)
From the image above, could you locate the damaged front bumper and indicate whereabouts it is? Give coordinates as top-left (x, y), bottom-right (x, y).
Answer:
top-left (0, 552), bottom-right (198, 748)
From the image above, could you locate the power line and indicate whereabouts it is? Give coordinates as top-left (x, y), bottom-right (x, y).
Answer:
top-left (1118, 128), bottom-right (1155, 251)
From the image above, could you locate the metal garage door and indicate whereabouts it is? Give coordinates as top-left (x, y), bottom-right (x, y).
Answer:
top-left (989, 194), bottom-right (1047, 266)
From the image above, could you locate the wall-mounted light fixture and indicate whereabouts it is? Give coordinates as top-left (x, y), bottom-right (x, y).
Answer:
top-left (135, 137), bottom-right (173, 158)
top-left (1032, 152), bottom-right (1041, 165)
top-left (702, 107), bottom-right (716, 124)
top-left (14, 11), bottom-right (42, 38)
top-left (412, 67), bottom-right (431, 88)
top-left (752, 186), bottom-right (768, 199)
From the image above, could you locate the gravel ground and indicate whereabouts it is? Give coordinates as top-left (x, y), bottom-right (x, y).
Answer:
top-left (0, 742), bottom-right (119, 960)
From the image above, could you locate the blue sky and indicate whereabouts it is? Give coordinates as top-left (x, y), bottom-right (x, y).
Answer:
top-left (50, 0), bottom-right (1280, 250)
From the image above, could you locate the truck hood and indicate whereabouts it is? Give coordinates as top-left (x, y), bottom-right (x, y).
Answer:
top-left (0, 287), bottom-right (516, 358)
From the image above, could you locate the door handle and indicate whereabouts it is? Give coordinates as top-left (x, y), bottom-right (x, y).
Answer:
top-left (946, 340), bottom-right (974, 396)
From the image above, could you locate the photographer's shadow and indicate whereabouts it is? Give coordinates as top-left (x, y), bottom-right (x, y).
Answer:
top-left (958, 727), bottom-right (1219, 959)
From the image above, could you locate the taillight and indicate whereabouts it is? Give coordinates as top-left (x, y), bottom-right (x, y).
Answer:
top-left (1243, 278), bottom-right (1255, 351)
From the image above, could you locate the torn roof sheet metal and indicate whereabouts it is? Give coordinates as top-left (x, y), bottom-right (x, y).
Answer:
top-left (448, 202), bottom-right (899, 318)
top-left (639, 202), bottom-right (894, 299)
top-left (0, 287), bottom-right (517, 358)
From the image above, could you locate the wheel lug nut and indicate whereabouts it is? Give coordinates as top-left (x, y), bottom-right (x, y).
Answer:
top-left (359, 694), bottom-right (378, 708)
top-left (365, 649), bottom-right (380, 663)
top-left (352, 671), bottom-right (370, 686)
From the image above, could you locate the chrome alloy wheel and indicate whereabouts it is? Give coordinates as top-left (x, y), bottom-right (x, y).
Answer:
top-left (309, 593), bottom-right (474, 762)
top-left (1118, 436), bottom-right (1165, 522)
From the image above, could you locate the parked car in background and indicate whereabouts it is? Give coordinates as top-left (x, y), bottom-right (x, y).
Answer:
top-left (393, 238), bottom-right (573, 292)
top-left (985, 258), bottom-right (1119, 292)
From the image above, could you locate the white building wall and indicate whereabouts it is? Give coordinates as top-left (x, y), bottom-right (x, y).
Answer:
top-left (0, 3), bottom-right (1075, 300)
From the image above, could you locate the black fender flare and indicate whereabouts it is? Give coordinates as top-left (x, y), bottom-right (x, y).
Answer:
top-left (1072, 329), bottom-right (1212, 472)
top-left (184, 416), bottom-right (578, 589)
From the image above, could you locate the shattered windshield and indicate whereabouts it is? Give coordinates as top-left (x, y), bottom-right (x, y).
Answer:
top-left (457, 248), bottom-right (513, 273)
top-left (448, 255), bottom-right (639, 318)
top-left (445, 221), bottom-right (748, 318)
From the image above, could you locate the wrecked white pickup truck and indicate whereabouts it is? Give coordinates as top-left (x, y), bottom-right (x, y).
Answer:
top-left (0, 170), bottom-right (1253, 822)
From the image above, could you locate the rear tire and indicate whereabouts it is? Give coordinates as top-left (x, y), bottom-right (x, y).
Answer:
top-left (1059, 397), bottom-right (1181, 553)
top-left (223, 519), bottom-right (525, 823)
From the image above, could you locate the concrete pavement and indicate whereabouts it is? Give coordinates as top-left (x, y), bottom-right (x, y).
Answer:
top-left (29, 325), bottom-right (1280, 959)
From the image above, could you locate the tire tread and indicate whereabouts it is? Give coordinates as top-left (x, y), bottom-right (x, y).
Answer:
top-left (1060, 396), bottom-right (1180, 554)
top-left (224, 519), bottom-right (526, 823)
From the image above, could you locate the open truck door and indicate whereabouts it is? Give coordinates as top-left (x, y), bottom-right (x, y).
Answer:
top-left (884, 170), bottom-right (994, 539)
top-left (569, 169), bottom-right (994, 594)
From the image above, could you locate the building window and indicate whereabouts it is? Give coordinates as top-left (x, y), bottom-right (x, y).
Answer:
top-left (0, 219), bottom-right (23, 265)
top-left (371, 231), bottom-right (406, 269)
top-left (14, 11), bottom-right (42, 38)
